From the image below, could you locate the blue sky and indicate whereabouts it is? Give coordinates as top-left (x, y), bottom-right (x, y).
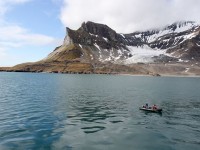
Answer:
top-left (1, 0), bottom-right (200, 66)
top-left (6, 0), bottom-right (64, 36)
top-left (0, 0), bottom-right (65, 66)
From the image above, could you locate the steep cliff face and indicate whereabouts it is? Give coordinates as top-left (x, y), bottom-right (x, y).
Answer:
top-left (2, 21), bottom-right (200, 75)
top-left (60, 21), bottom-right (134, 64)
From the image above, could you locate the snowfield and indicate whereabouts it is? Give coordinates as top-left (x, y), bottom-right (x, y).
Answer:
top-left (125, 46), bottom-right (166, 64)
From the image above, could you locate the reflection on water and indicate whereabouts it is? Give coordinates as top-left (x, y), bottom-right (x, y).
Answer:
top-left (0, 73), bottom-right (200, 150)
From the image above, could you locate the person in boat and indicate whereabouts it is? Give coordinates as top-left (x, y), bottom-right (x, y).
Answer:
top-left (145, 103), bottom-right (148, 109)
top-left (142, 104), bottom-right (148, 108)
top-left (152, 104), bottom-right (157, 110)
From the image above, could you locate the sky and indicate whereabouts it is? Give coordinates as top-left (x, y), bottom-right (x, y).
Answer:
top-left (1, 0), bottom-right (200, 66)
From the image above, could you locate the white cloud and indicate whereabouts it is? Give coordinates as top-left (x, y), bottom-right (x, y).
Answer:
top-left (0, 23), bottom-right (61, 66)
top-left (60, 0), bottom-right (200, 33)
top-left (0, 25), bottom-right (59, 47)
top-left (0, 0), bottom-right (59, 47)
top-left (0, 0), bottom-right (61, 66)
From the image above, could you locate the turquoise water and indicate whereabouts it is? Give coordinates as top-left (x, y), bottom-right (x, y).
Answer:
top-left (0, 73), bottom-right (200, 150)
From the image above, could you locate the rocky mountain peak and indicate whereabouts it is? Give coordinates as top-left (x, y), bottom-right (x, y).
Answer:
top-left (164, 21), bottom-right (197, 32)
top-left (80, 21), bottom-right (119, 42)
top-left (63, 21), bottom-right (128, 50)
top-left (81, 21), bottom-right (115, 34)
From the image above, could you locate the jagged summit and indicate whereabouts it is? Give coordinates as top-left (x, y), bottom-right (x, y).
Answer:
top-left (163, 21), bottom-right (197, 32)
top-left (69, 21), bottom-right (124, 41)
top-left (81, 21), bottom-right (114, 33)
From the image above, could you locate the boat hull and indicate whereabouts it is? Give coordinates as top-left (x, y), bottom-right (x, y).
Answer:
top-left (139, 107), bottom-right (162, 113)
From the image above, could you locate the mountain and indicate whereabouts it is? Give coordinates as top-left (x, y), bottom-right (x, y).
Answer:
top-left (45, 21), bottom-right (200, 65)
top-left (1, 21), bottom-right (200, 76)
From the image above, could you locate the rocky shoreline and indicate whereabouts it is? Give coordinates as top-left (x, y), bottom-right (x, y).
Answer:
top-left (1, 62), bottom-right (200, 77)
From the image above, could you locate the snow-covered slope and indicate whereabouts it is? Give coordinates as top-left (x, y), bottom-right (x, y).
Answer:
top-left (125, 46), bottom-right (166, 64)
top-left (130, 21), bottom-right (197, 43)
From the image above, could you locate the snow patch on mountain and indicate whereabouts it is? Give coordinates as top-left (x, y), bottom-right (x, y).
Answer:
top-left (120, 34), bottom-right (125, 38)
top-left (183, 32), bottom-right (197, 39)
top-left (147, 30), bottom-right (170, 43)
top-left (103, 37), bottom-right (108, 42)
top-left (94, 43), bottom-right (100, 50)
top-left (172, 21), bottom-right (197, 32)
top-left (79, 44), bottom-right (83, 49)
top-left (125, 46), bottom-right (166, 64)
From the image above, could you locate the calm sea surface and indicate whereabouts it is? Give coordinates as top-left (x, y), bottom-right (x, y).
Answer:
top-left (0, 72), bottom-right (200, 150)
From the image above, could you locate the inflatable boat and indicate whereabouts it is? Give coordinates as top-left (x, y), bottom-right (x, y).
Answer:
top-left (139, 107), bottom-right (162, 113)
